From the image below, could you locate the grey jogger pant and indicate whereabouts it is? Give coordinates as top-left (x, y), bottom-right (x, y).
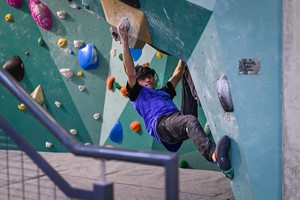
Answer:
top-left (156, 112), bottom-right (215, 162)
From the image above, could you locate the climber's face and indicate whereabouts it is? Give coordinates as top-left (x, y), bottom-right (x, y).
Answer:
top-left (137, 74), bottom-right (155, 89)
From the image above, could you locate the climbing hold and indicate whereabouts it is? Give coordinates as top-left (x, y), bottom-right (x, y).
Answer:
top-left (106, 75), bottom-right (115, 90)
top-left (70, 129), bottom-right (77, 135)
top-left (18, 104), bottom-right (26, 110)
top-left (6, 0), bottom-right (22, 8)
top-left (130, 48), bottom-right (142, 61)
top-left (25, 51), bottom-right (30, 56)
top-left (110, 27), bottom-right (119, 41)
top-left (130, 121), bottom-right (141, 132)
top-left (216, 75), bottom-right (234, 112)
top-left (5, 14), bottom-right (13, 22)
top-left (78, 85), bottom-right (86, 91)
top-left (2, 55), bottom-right (25, 82)
top-left (78, 43), bottom-right (99, 70)
top-left (82, 1), bottom-right (89, 9)
top-left (223, 168), bottom-right (234, 180)
top-left (119, 53), bottom-right (123, 61)
top-left (204, 122), bottom-right (211, 136)
top-left (57, 10), bottom-right (67, 19)
top-left (179, 160), bottom-right (188, 168)
top-left (113, 82), bottom-right (122, 90)
top-left (93, 113), bottom-right (100, 120)
top-left (69, 49), bottom-right (74, 55)
top-left (123, 18), bottom-right (130, 31)
top-left (38, 37), bottom-right (44, 46)
top-left (109, 121), bottom-right (123, 143)
top-left (110, 49), bottom-right (117, 57)
top-left (54, 101), bottom-right (61, 108)
top-left (74, 40), bottom-right (84, 48)
top-left (31, 85), bottom-right (45, 109)
top-left (45, 142), bottom-right (53, 148)
top-left (77, 71), bottom-right (84, 77)
top-left (120, 86), bottom-right (127, 96)
top-left (59, 68), bottom-right (73, 79)
top-left (105, 145), bottom-right (113, 148)
top-left (156, 51), bottom-right (163, 59)
top-left (57, 38), bottom-right (67, 48)
top-left (29, 0), bottom-right (52, 30)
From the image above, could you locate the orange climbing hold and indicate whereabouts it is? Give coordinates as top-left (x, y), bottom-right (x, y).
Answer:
top-left (130, 121), bottom-right (141, 132)
top-left (106, 75), bottom-right (115, 90)
top-left (120, 85), bottom-right (127, 96)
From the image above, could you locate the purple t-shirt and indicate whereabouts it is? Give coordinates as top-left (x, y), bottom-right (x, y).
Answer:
top-left (126, 82), bottom-right (179, 143)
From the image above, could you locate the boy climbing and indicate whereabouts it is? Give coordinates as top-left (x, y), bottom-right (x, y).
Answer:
top-left (117, 18), bottom-right (233, 179)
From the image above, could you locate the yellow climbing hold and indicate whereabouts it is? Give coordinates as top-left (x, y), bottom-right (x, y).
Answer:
top-left (156, 51), bottom-right (163, 59)
top-left (57, 38), bottom-right (67, 47)
top-left (77, 71), bottom-right (84, 77)
top-left (18, 103), bottom-right (26, 110)
top-left (5, 14), bottom-right (13, 22)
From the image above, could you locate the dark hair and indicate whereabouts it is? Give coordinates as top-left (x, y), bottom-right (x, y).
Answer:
top-left (135, 65), bottom-right (156, 80)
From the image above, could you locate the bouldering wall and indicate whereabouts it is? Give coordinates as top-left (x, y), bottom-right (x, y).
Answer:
top-left (0, 1), bottom-right (283, 200)
top-left (0, 0), bottom-right (214, 170)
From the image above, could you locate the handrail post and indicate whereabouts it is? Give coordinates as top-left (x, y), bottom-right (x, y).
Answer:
top-left (93, 181), bottom-right (114, 200)
top-left (165, 155), bottom-right (179, 200)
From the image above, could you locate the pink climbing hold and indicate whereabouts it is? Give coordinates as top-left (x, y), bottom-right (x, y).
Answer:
top-left (6, 0), bottom-right (22, 8)
top-left (29, 0), bottom-right (52, 30)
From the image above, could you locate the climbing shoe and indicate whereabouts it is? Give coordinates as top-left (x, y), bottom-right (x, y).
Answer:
top-left (216, 135), bottom-right (234, 179)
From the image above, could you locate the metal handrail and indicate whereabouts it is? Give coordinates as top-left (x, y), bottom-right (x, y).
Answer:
top-left (0, 68), bottom-right (178, 200)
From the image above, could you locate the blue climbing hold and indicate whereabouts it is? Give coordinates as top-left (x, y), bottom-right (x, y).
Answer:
top-left (130, 48), bottom-right (142, 61)
top-left (109, 121), bottom-right (123, 143)
top-left (78, 43), bottom-right (99, 70)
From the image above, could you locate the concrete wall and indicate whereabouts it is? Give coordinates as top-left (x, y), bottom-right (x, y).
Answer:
top-left (283, 0), bottom-right (300, 199)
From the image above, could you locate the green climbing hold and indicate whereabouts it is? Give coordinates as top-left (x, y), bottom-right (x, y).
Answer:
top-left (204, 122), bottom-right (211, 136)
top-left (113, 82), bottom-right (122, 90)
top-left (223, 168), bottom-right (234, 180)
top-left (119, 53), bottom-right (123, 61)
top-left (179, 160), bottom-right (188, 168)
top-left (38, 37), bottom-right (44, 46)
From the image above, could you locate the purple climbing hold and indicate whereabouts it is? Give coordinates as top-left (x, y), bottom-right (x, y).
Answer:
top-left (29, 0), bottom-right (52, 30)
top-left (6, 0), bottom-right (22, 8)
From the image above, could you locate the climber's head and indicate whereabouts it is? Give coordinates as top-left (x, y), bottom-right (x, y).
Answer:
top-left (135, 65), bottom-right (156, 89)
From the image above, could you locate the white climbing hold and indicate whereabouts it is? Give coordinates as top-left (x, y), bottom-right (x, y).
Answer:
top-left (110, 49), bottom-right (117, 57)
top-left (78, 85), bottom-right (86, 91)
top-left (74, 40), bottom-right (84, 48)
top-left (84, 143), bottom-right (91, 145)
top-left (54, 101), bottom-right (61, 108)
top-left (57, 10), bottom-right (67, 19)
top-left (93, 113), bottom-right (100, 120)
top-left (70, 129), bottom-right (77, 135)
top-left (60, 68), bottom-right (74, 79)
top-left (45, 142), bottom-right (53, 148)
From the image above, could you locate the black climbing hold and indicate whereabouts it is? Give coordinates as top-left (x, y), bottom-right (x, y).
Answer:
top-left (2, 55), bottom-right (25, 81)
